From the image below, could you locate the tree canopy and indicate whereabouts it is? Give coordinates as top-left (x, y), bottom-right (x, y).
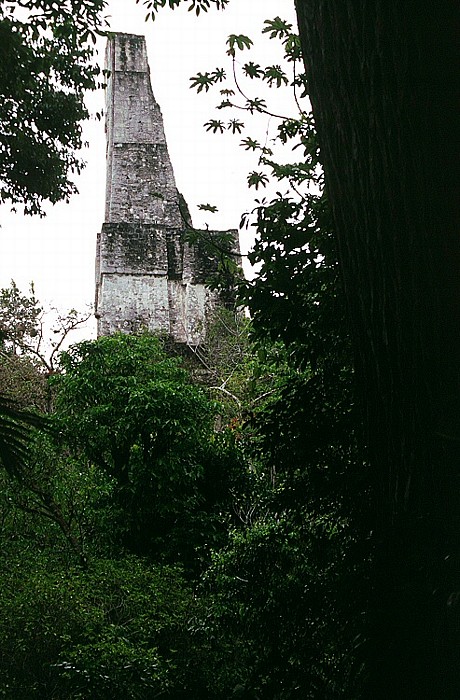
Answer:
top-left (0, 1), bottom-right (458, 696)
top-left (0, 0), bottom-right (107, 215)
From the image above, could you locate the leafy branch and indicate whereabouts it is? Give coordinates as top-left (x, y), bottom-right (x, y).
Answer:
top-left (0, 1), bottom-right (108, 214)
top-left (0, 281), bottom-right (92, 373)
top-left (0, 393), bottom-right (48, 479)
top-left (139, 0), bottom-right (230, 20)
top-left (189, 17), bottom-right (317, 195)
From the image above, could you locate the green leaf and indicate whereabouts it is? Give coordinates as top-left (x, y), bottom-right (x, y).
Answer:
top-left (262, 17), bottom-right (293, 40)
top-left (211, 67), bottom-right (226, 82)
top-left (226, 34), bottom-right (253, 57)
top-left (216, 100), bottom-right (233, 110)
top-left (198, 203), bottom-right (219, 213)
top-left (204, 119), bottom-right (225, 134)
top-left (243, 62), bottom-right (264, 79)
top-left (284, 34), bottom-right (302, 61)
top-left (245, 97), bottom-right (267, 113)
top-left (189, 71), bottom-right (215, 93)
top-left (247, 172), bottom-right (269, 190)
top-left (263, 65), bottom-right (289, 88)
top-left (227, 119), bottom-right (244, 134)
top-left (240, 137), bottom-right (260, 151)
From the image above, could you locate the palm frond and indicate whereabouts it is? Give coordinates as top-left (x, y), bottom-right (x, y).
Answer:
top-left (0, 394), bottom-right (48, 479)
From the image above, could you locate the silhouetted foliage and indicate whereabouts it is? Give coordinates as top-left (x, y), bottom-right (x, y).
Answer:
top-left (0, 1), bottom-right (107, 215)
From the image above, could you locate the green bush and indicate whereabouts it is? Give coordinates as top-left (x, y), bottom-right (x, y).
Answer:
top-left (0, 557), bottom-right (195, 699)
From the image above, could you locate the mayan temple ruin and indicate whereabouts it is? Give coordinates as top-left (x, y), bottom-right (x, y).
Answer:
top-left (95, 33), bottom-right (239, 344)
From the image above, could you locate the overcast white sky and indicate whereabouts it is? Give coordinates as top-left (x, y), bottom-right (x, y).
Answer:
top-left (0, 0), bottom-right (298, 338)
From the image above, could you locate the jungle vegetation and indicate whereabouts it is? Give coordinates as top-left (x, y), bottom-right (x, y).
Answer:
top-left (0, 1), bottom-right (458, 697)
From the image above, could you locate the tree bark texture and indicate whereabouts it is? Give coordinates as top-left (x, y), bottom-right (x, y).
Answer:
top-left (294, 1), bottom-right (460, 696)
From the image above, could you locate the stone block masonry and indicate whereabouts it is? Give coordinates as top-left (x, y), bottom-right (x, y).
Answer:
top-left (95, 33), bottom-right (239, 344)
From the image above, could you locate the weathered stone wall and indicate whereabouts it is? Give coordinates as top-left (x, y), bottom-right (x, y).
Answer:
top-left (104, 34), bottom-right (181, 227)
top-left (95, 33), bottom-right (239, 344)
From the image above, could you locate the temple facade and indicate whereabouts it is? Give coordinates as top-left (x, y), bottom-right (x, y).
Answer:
top-left (95, 33), bottom-right (238, 344)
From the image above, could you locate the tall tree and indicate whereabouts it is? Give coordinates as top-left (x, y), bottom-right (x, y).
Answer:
top-left (293, 1), bottom-right (460, 696)
top-left (143, 0), bottom-right (459, 690)
top-left (53, 333), bottom-right (244, 564)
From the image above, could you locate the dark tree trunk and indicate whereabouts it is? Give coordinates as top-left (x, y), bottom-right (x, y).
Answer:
top-left (294, 1), bottom-right (460, 696)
